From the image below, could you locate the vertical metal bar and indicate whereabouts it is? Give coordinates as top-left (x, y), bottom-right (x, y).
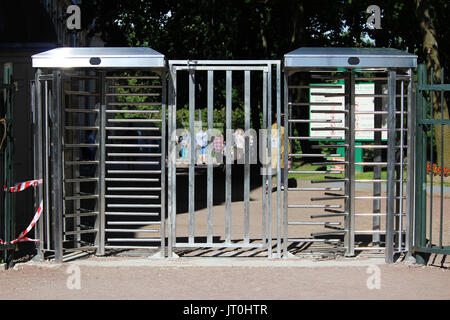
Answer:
top-left (439, 68), bottom-right (444, 248)
top-left (161, 70), bottom-right (167, 256)
top-left (406, 68), bottom-right (415, 253)
top-left (76, 78), bottom-right (82, 247)
top-left (373, 81), bottom-right (382, 245)
top-left (344, 71), bottom-right (355, 257)
top-left (262, 70), bottom-right (267, 246)
top-left (207, 70), bottom-right (214, 243)
top-left (188, 70), bottom-right (195, 244)
top-left (428, 68), bottom-right (434, 247)
top-left (74, 76), bottom-right (81, 249)
top-left (276, 64), bottom-right (282, 258)
top-left (386, 70), bottom-right (397, 263)
top-left (282, 65), bottom-right (289, 258)
top-left (97, 71), bottom-right (106, 255)
top-left (52, 70), bottom-right (63, 262)
top-left (398, 80), bottom-right (405, 251)
top-left (267, 67), bottom-right (273, 258)
top-left (45, 81), bottom-right (51, 251)
top-left (244, 71), bottom-right (250, 244)
top-left (225, 70), bottom-right (232, 244)
top-left (415, 64), bottom-right (427, 258)
top-left (167, 67), bottom-right (174, 257)
top-left (420, 67), bottom-right (428, 253)
top-left (171, 69), bottom-right (177, 251)
top-left (3, 63), bottom-right (15, 259)
top-left (61, 76), bottom-right (67, 245)
top-left (33, 70), bottom-right (44, 259)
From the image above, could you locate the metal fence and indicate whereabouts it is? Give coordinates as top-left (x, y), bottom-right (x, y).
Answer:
top-left (414, 63), bottom-right (450, 264)
top-left (167, 60), bottom-right (282, 257)
top-left (0, 63), bottom-right (15, 263)
top-left (31, 47), bottom-right (439, 264)
top-left (33, 69), bottom-right (167, 262)
top-left (282, 48), bottom-right (417, 263)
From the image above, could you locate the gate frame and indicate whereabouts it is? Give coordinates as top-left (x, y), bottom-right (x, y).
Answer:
top-left (282, 47), bottom-right (417, 263)
top-left (414, 63), bottom-right (450, 264)
top-left (28, 47), bottom-right (439, 264)
top-left (32, 47), bottom-right (168, 262)
top-left (0, 63), bottom-right (16, 262)
top-left (167, 60), bottom-right (282, 258)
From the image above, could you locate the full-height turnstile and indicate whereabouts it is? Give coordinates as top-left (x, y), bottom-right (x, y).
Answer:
top-left (31, 46), bottom-right (419, 263)
top-left (282, 47), bottom-right (417, 262)
top-left (32, 48), bottom-right (167, 261)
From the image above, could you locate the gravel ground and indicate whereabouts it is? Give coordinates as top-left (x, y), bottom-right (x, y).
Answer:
top-left (1, 180), bottom-right (448, 307)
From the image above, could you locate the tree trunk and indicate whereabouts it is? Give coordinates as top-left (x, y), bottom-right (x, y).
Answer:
top-left (416, 0), bottom-right (450, 169)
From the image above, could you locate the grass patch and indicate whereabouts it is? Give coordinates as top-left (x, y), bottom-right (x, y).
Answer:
top-left (288, 162), bottom-right (450, 187)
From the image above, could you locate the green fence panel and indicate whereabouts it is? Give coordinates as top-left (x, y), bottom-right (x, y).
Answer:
top-left (414, 63), bottom-right (450, 264)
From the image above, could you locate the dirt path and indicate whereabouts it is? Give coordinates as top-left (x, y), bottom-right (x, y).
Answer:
top-left (0, 257), bottom-right (449, 300)
top-left (1, 175), bottom-right (448, 304)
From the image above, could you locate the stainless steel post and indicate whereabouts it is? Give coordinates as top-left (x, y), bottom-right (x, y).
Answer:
top-left (225, 70), bottom-right (232, 244)
top-left (283, 69), bottom-right (289, 258)
top-left (188, 70), bottom-right (195, 244)
top-left (161, 70), bottom-right (167, 257)
top-left (406, 68), bottom-right (415, 254)
top-left (261, 70), bottom-right (267, 246)
top-left (344, 71), bottom-right (355, 257)
top-left (97, 71), bottom-right (106, 256)
top-left (386, 70), bottom-right (397, 263)
top-left (52, 70), bottom-right (63, 262)
top-left (33, 69), bottom-right (44, 260)
top-left (207, 70), bottom-right (214, 243)
top-left (276, 63), bottom-right (281, 258)
top-left (267, 67), bottom-right (273, 258)
top-left (244, 71), bottom-right (250, 244)
top-left (167, 68), bottom-right (176, 257)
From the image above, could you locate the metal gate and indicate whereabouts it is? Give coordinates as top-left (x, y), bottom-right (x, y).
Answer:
top-left (282, 48), bottom-right (417, 263)
top-left (0, 63), bottom-right (15, 262)
top-left (32, 48), bottom-right (167, 261)
top-left (167, 60), bottom-right (282, 257)
top-left (414, 63), bottom-right (450, 264)
top-left (31, 47), bottom-right (422, 262)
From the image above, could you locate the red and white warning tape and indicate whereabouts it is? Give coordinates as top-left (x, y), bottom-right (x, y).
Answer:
top-left (3, 178), bottom-right (43, 193)
top-left (0, 201), bottom-right (43, 245)
top-left (0, 179), bottom-right (43, 246)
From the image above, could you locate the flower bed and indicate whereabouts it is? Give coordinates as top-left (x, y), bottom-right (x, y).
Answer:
top-left (427, 162), bottom-right (450, 177)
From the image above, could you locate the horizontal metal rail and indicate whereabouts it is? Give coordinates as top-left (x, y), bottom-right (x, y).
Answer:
top-left (107, 170), bottom-right (161, 174)
top-left (107, 119), bottom-right (162, 123)
top-left (107, 221), bottom-right (161, 226)
top-left (105, 127), bottom-right (160, 131)
top-left (288, 204), bottom-right (342, 208)
top-left (105, 212), bottom-right (160, 216)
top-left (106, 238), bottom-right (160, 242)
top-left (107, 187), bottom-right (161, 191)
top-left (105, 229), bottom-right (158, 233)
top-left (105, 195), bottom-right (159, 199)
top-left (107, 204), bottom-right (160, 208)
top-left (105, 178), bottom-right (159, 182)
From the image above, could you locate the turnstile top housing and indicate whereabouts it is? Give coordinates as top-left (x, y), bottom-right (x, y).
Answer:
top-left (32, 47), bottom-right (166, 69)
top-left (284, 47), bottom-right (417, 70)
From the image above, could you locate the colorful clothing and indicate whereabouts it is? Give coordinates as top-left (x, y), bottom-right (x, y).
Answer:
top-left (213, 135), bottom-right (224, 153)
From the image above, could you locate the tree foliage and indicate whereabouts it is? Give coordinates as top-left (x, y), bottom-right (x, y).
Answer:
top-left (81, 0), bottom-right (450, 165)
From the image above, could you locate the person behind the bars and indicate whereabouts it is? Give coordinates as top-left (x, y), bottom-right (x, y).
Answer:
top-left (234, 128), bottom-right (245, 164)
top-left (196, 126), bottom-right (208, 165)
top-left (267, 115), bottom-right (291, 190)
top-left (180, 129), bottom-right (190, 164)
top-left (213, 131), bottom-right (224, 164)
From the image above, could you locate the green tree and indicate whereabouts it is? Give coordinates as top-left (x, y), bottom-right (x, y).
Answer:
top-left (81, 0), bottom-right (450, 166)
